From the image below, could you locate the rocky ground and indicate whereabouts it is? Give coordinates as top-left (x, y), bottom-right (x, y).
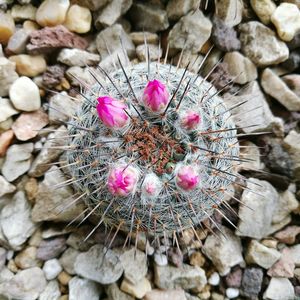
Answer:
top-left (0, 0), bottom-right (300, 299)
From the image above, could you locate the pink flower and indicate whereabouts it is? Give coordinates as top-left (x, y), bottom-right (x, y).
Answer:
top-left (96, 96), bottom-right (129, 129)
top-left (181, 111), bottom-right (201, 130)
top-left (142, 79), bottom-right (169, 112)
top-left (141, 173), bottom-right (162, 198)
top-left (107, 166), bottom-right (139, 196)
top-left (176, 165), bottom-right (199, 191)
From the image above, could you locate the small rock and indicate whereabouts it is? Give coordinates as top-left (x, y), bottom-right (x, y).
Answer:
top-left (236, 178), bottom-right (279, 239)
top-left (144, 289), bottom-right (187, 300)
top-left (9, 54), bottom-right (47, 77)
top-left (11, 4), bottom-right (37, 21)
top-left (106, 283), bottom-right (135, 300)
top-left (154, 253), bottom-right (168, 266)
top-left (136, 44), bottom-right (162, 62)
top-left (57, 270), bottom-right (72, 286)
top-left (282, 74), bottom-right (300, 97)
top-left (96, 24), bottom-right (135, 60)
top-left (0, 58), bottom-right (19, 97)
top-left (72, 0), bottom-right (108, 11)
top-left (202, 226), bottom-right (244, 276)
top-left (225, 268), bottom-right (242, 288)
top-left (42, 64), bottom-right (66, 87)
top-left (0, 267), bottom-right (46, 300)
top-left (263, 277), bottom-right (295, 300)
top-left (128, 2), bottom-right (169, 32)
top-left (238, 141), bottom-right (263, 171)
top-left (69, 276), bottom-right (102, 300)
top-left (95, 0), bottom-right (132, 28)
top-left (239, 21), bottom-right (289, 67)
top-left (167, 247), bottom-right (183, 268)
top-left (241, 267), bottom-right (263, 299)
top-left (0, 130), bottom-right (14, 157)
top-left (189, 251), bottom-right (206, 268)
top-left (166, 0), bottom-right (199, 21)
top-left (250, 0), bottom-right (276, 24)
top-left (74, 244), bottom-right (123, 284)
top-left (168, 10), bottom-right (212, 54)
top-left (275, 226), bottom-right (300, 244)
top-left (211, 18), bottom-right (241, 52)
top-left (284, 130), bottom-right (300, 179)
top-left (43, 258), bottom-right (62, 280)
top-left (36, 0), bottom-right (70, 27)
top-left (57, 48), bottom-right (100, 66)
top-left (27, 25), bottom-right (88, 55)
top-left (15, 246), bottom-right (39, 269)
top-left (7, 29), bottom-right (30, 55)
top-left (289, 244), bottom-right (300, 266)
top-left (120, 277), bottom-right (151, 299)
top-left (9, 76), bottom-right (41, 112)
top-left (2, 143), bottom-right (33, 182)
top-left (208, 272), bottom-right (220, 286)
top-left (130, 32), bottom-right (158, 45)
top-left (223, 51), bottom-right (257, 84)
top-left (271, 3), bottom-right (300, 42)
top-left (66, 65), bottom-right (95, 85)
top-left (0, 248), bottom-right (6, 270)
top-left (261, 68), bottom-right (300, 111)
top-left (0, 175), bottom-right (15, 197)
top-left (36, 237), bottom-right (67, 261)
top-left (0, 12), bottom-right (15, 45)
top-left (59, 247), bottom-right (79, 275)
top-left (120, 248), bottom-right (147, 284)
top-left (215, 0), bottom-right (243, 27)
top-left (226, 288), bottom-right (239, 299)
top-left (154, 263), bottom-right (207, 290)
top-left (32, 166), bottom-right (84, 222)
top-left (245, 240), bottom-right (281, 269)
top-left (39, 280), bottom-right (61, 300)
top-left (0, 98), bottom-right (18, 123)
top-left (64, 4), bottom-right (92, 33)
top-left (12, 109), bottom-right (49, 141)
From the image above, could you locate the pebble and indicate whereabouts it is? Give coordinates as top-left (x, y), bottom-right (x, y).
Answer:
top-left (57, 270), bottom-right (72, 286)
top-left (39, 280), bottom-right (61, 300)
top-left (168, 10), bottom-right (212, 54)
top-left (274, 225), bottom-right (300, 244)
top-left (226, 288), bottom-right (239, 299)
top-left (211, 18), bottom-right (241, 52)
top-left (7, 29), bottom-right (30, 55)
top-left (215, 0), bottom-right (243, 27)
top-left (250, 0), bottom-right (276, 24)
top-left (289, 244), bottom-right (300, 266)
top-left (130, 31), bottom-right (158, 45)
top-left (0, 129), bottom-right (14, 157)
top-left (263, 277), bottom-right (295, 300)
top-left (0, 98), bottom-right (18, 123)
top-left (241, 267), bottom-right (263, 298)
top-left (0, 57), bottom-right (19, 97)
top-left (0, 12), bottom-right (15, 45)
top-left (69, 276), bottom-right (102, 300)
top-left (0, 267), bottom-right (46, 300)
top-left (95, 0), bottom-right (132, 28)
top-left (271, 3), bottom-right (300, 42)
top-left (238, 141), bottom-right (263, 171)
top-left (208, 272), bottom-right (220, 286)
top-left (106, 283), bottom-right (135, 300)
top-left (27, 25), bottom-right (88, 55)
top-left (246, 240), bottom-right (281, 269)
top-left (167, 247), bottom-right (183, 268)
top-left (36, 0), bottom-right (70, 27)
top-left (154, 253), bottom-right (168, 266)
top-left (59, 247), bottom-right (79, 275)
top-left (74, 244), bottom-right (123, 284)
top-left (9, 76), bottom-right (41, 112)
top-left (120, 248), bottom-right (147, 284)
top-left (42, 258), bottom-right (62, 280)
top-left (12, 109), bottom-right (49, 141)
top-left (154, 263), bottom-right (207, 290)
top-left (31, 166), bottom-right (84, 222)
top-left (236, 178), bottom-right (279, 239)
top-left (36, 236), bottom-right (67, 261)
top-left (15, 246), bottom-right (39, 269)
top-left (224, 51), bottom-right (257, 84)
top-left (42, 64), bottom-right (66, 87)
top-left (136, 44), bottom-right (162, 62)
top-left (283, 74), bottom-right (300, 97)
top-left (166, 0), bottom-right (199, 21)
top-left (1, 143), bottom-right (34, 182)
top-left (202, 226), bottom-right (244, 276)
top-left (11, 4), bottom-right (37, 21)
top-left (0, 248), bottom-right (6, 270)
top-left (225, 268), bottom-right (242, 288)
top-left (284, 130), bottom-right (300, 179)
top-left (189, 251), bottom-right (206, 268)
top-left (239, 21), bottom-right (289, 67)
top-left (120, 277), bottom-right (152, 299)
top-left (64, 4), bottom-right (92, 33)
top-left (57, 48), bottom-right (100, 67)
top-left (144, 289), bottom-right (187, 300)
top-left (128, 2), bottom-right (169, 32)
top-left (9, 54), bottom-right (47, 77)
top-left (0, 175), bottom-right (15, 197)
top-left (262, 68), bottom-right (300, 111)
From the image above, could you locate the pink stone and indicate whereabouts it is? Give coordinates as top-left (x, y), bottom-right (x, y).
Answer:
top-left (0, 130), bottom-right (14, 157)
top-left (275, 226), bottom-right (300, 245)
top-left (12, 109), bottom-right (49, 141)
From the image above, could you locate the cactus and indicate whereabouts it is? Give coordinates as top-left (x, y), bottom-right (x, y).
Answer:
top-left (58, 55), bottom-right (242, 248)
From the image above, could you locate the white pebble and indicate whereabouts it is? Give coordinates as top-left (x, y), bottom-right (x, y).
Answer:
top-left (154, 253), bottom-right (168, 266)
top-left (208, 272), bottom-right (220, 286)
top-left (226, 288), bottom-right (239, 299)
top-left (43, 258), bottom-right (62, 280)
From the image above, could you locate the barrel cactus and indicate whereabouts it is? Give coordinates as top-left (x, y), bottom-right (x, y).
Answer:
top-left (60, 54), bottom-right (241, 249)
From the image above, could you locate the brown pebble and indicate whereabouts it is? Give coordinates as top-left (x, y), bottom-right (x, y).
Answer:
top-left (58, 270), bottom-right (72, 286)
top-left (0, 130), bottom-right (14, 157)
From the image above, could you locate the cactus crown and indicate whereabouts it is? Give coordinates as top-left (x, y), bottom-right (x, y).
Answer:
top-left (65, 61), bottom-right (239, 243)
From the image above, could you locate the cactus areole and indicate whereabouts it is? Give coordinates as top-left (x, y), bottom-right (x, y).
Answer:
top-left (66, 62), bottom-right (239, 240)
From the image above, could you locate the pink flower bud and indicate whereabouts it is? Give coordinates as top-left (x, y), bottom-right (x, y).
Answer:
top-left (142, 79), bottom-right (169, 113)
top-left (107, 166), bottom-right (139, 196)
top-left (181, 111), bottom-right (201, 131)
top-left (142, 173), bottom-right (162, 198)
top-left (176, 165), bottom-right (199, 191)
top-left (97, 96), bottom-right (129, 129)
